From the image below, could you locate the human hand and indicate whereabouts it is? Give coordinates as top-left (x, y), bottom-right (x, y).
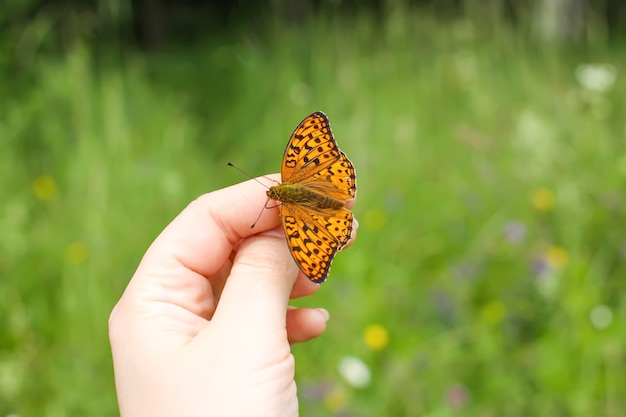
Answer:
top-left (109, 175), bottom-right (356, 417)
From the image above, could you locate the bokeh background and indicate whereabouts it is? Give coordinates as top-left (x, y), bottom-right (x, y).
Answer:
top-left (2, 0), bottom-right (626, 415)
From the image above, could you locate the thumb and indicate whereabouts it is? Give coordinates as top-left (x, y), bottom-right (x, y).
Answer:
top-left (212, 234), bottom-right (299, 329)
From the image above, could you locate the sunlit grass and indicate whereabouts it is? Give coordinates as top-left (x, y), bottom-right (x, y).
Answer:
top-left (2, 6), bottom-right (626, 416)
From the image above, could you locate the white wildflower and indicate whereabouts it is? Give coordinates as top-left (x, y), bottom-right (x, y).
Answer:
top-left (589, 304), bottom-right (613, 330)
top-left (575, 64), bottom-right (616, 92)
top-left (338, 356), bottom-right (371, 389)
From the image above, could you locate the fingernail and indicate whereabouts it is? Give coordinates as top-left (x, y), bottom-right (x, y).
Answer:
top-left (317, 308), bottom-right (330, 321)
top-left (353, 218), bottom-right (359, 230)
top-left (259, 227), bottom-right (284, 238)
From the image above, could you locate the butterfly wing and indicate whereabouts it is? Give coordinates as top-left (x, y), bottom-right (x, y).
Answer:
top-left (281, 203), bottom-right (354, 283)
top-left (281, 112), bottom-right (356, 201)
top-left (297, 149), bottom-right (356, 201)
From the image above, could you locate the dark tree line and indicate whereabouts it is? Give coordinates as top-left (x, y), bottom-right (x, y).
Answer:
top-left (3, 0), bottom-right (626, 51)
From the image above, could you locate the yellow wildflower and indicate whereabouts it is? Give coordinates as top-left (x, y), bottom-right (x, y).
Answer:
top-left (545, 246), bottom-right (568, 269)
top-left (32, 175), bottom-right (57, 200)
top-left (66, 242), bottom-right (88, 265)
top-left (531, 188), bottom-right (556, 211)
top-left (364, 324), bottom-right (389, 351)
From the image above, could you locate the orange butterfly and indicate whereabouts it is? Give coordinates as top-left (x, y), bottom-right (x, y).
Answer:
top-left (267, 112), bottom-right (357, 283)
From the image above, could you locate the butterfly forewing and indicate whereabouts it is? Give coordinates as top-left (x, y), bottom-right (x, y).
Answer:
top-left (282, 112), bottom-right (340, 181)
top-left (299, 150), bottom-right (356, 201)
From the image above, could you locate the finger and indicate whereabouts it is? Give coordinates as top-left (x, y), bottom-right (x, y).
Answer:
top-left (139, 174), bottom-right (282, 279)
top-left (286, 307), bottom-right (329, 344)
top-left (212, 235), bottom-right (298, 328)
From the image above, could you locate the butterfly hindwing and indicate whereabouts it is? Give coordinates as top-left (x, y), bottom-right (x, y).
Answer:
top-left (281, 203), bottom-right (354, 283)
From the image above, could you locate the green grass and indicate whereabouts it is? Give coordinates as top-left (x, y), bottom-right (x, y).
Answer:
top-left (2, 6), bottom-right (626, 416)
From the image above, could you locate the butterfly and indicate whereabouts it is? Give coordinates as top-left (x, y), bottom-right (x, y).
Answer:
top-left (266, 111), bottom-right (357, 283)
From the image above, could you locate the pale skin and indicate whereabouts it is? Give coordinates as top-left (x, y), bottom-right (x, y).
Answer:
top-left (109, 174), bottom-right (356, 417)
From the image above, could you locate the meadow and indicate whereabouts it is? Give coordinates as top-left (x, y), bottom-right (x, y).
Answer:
top-left (2, 5), bottom-right (626, 416)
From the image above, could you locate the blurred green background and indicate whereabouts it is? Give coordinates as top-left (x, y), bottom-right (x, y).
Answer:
top-left (2, 0), bottom-right (626, 415)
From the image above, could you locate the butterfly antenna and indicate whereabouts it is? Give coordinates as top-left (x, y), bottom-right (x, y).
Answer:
top-left (228, 163), bottom-right (279, 229)
top-left (250, 199), bottom-right (270, 229)
top-left (227, 162), bottom-right (277, 188)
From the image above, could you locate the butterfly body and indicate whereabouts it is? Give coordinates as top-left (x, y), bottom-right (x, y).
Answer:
top-left (269, 111), bottom-right (356, 283)
top-left (267, 184), bottom-right (345, 210)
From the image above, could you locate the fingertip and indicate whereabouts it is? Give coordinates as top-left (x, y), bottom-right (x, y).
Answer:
top-left (286, 307), bottom-right (328, 344)
top-left (316, 308), bottom-right (330, 322)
